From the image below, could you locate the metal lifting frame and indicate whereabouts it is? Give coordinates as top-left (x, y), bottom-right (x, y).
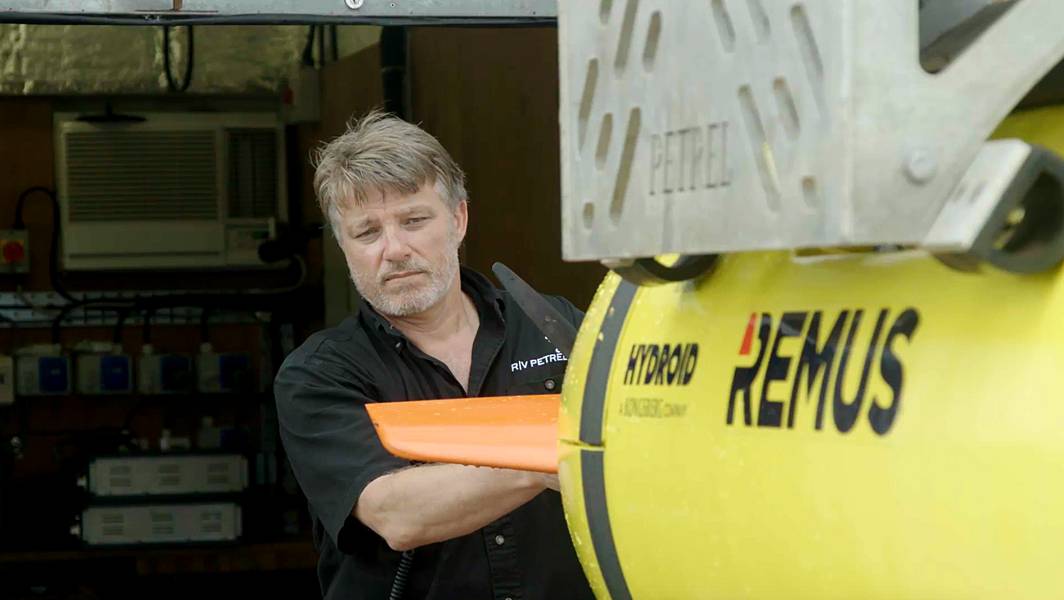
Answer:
top-left (558, 0), bottom-right (1064, 274)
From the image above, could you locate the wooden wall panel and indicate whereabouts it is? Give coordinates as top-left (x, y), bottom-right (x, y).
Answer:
top-left (0, 99), bottom-right (57, 293)
top-left (302, 43), bottom-right (385, 225)
top-left (302, 44), bottom-right (385, 327)
top-left (407, 27), bottom-right (606, 309)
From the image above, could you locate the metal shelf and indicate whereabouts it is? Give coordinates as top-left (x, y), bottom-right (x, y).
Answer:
top-left (0, 539), bottom-right (317, 573)
top-left (0, 290), bottom-right (262, 328)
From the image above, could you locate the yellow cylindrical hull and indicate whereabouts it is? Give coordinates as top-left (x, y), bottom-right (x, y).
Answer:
top-left (560, 250), bottom-right (1064, 599)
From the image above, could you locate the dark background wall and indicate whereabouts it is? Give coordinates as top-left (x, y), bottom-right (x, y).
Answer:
top-left (0, 25), bottom-right (602, 599)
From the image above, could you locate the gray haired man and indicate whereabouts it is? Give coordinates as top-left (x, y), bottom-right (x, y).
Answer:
top-left (275, 111), bottom-right (594, 600)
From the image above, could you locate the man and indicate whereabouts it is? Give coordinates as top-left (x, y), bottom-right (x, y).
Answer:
top-left (274, 111), bottom-right (595, 600)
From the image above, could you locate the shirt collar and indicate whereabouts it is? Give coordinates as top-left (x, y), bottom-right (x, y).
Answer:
top-left (359, 266), bottom-right (505, 342)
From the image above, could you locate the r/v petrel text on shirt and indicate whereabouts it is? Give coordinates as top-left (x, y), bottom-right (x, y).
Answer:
top-left (511, 345), bottom-right (567, 373)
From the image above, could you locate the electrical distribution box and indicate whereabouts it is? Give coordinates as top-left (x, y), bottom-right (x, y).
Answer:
top-left (75, 502), bottom-right (242, 546)
top-left (82, 454), bottom-right (248, 497)
top-left (138, 346), bottom-right (194, 394)
top-left (16, 345), bottom-right (70, 396)
top-left (196, 344), bottom-right (252, 393)
top-left (76, 353), bottom-right (133, 395)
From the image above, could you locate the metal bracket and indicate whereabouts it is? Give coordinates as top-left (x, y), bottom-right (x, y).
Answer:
top-left (604, 255), bottom-right (719, 286)
top-left (928, 140), bottom-right (1064, 274)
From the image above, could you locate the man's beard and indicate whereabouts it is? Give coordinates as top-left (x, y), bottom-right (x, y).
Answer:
top-left (351, 230), bottom-right (461, 318)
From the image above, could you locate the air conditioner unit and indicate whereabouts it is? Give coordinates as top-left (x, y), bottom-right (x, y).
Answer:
top-left (54, 111), bottom-right (288, 270)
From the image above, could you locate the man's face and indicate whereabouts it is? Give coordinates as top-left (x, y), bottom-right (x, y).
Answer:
top-left (336, 183), bottom-right (467, 317)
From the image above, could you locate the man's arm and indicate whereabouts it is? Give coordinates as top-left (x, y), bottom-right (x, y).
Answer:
top-left (356, 464), bottom-right (559, 551)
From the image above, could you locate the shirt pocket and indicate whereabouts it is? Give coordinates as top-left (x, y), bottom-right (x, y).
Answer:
top-left (505, 368), bottom-right (566, 396)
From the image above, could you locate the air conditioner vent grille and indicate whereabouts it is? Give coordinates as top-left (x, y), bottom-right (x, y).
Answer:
top-left (65, 130), bottom-right (218, 222)
top-left (227, 129), bottom-right (278, 219)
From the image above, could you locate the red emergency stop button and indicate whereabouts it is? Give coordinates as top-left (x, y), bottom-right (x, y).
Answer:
top-left (3, 241), bottom-right (25, 264)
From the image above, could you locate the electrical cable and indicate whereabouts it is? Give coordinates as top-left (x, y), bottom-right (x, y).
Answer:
top-left (142, 307), bottom-right (155, 345)
top-left (300, 24), bottom-right (338, 68)
top-left (12, 187), bottom-right (76, 304)
top-left (13, 186), bottom-right (51, 229)
top-left (199, 306), bottom-right (212, 345)
top-left (302, 25), bottom-right (317, 67)
top-left (50, 302), bottom-right (81, 344)
top-left (112, 307), bottom-right (132, 344)
top-left (389, 550), bottom-right (415, 600)
top-left (317, 22), bottom-right (326, 68)
top-left (12, 188), bottom-right (135, 315)
top-left (163, 25), bottom-right (195, 92)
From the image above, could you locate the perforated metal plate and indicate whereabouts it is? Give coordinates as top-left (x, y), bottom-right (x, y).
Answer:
top-left (559, 0), bottom-right (1064, 261)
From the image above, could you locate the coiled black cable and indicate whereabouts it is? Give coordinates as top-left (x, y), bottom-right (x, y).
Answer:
top-left (14, 186), bottom-right (75, 303)
top-left (388, 550), bottom-right (415, 600)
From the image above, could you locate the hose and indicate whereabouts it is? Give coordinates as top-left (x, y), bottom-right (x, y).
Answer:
top-left (388, 550), bottom-right (415, 600)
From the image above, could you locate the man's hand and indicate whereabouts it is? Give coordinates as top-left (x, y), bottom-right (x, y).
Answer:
top-left (356, 464), bottom-right (555, 551)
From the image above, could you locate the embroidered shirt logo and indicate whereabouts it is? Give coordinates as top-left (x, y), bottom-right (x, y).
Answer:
top-left (511, 349), bottom-right (567, 373)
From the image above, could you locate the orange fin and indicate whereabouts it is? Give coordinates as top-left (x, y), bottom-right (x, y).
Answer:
top-left (365, 394), bottom-right (559, 473)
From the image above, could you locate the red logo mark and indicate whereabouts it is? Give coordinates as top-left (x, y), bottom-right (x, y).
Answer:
top-left (739, 312), bottom-right (756, 356)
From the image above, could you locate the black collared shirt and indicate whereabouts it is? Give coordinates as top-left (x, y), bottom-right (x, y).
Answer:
top-left (274, 267), bottom-right (595, 600)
